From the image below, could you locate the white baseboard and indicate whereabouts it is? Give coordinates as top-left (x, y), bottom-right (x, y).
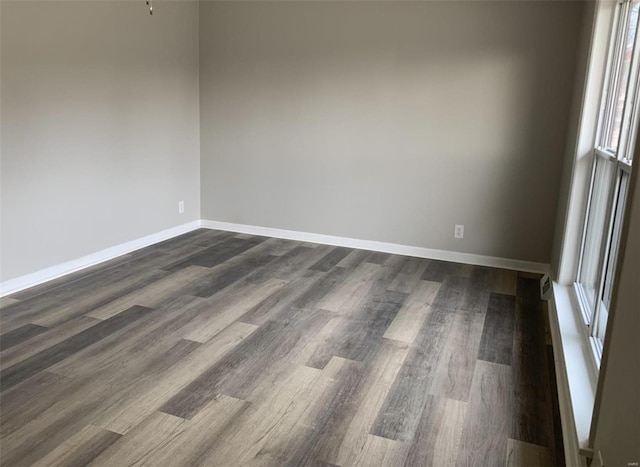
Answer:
top-left (0, 220), bottom-right (201, 297)
top-left (201, 219), bottom-right (550, 274)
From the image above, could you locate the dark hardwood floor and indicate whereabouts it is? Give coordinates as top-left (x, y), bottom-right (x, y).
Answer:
top-left (0, 229), bottom-right (564, 466)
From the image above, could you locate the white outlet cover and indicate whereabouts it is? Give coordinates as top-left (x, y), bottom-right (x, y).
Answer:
top-left (454, 224), bottom-right (464, 239)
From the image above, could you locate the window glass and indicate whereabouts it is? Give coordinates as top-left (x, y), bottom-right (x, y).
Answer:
top-left (601, 172), bottom-right (630, 313)
top-left (579, 158), bottom-right (616, 313)
top-left (604, 2), bottom-right (639, 152)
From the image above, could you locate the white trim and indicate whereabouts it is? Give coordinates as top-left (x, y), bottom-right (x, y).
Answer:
top-left (549, 282), bottom-right (598, 467)
top-left (201, 219), bottom-right (550, 274)
top-left (0, 220), bottom-right (201, 297)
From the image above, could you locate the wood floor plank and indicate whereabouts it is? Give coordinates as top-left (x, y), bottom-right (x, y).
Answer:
top-left (371, 306), bottom-right (456, 442)
top-left (245, 358), bottom-right (349, 466)
top-left (319, 262), bottom-right (380, 314)
top-left (0, 305), bottom-right (154, 391)
top-left (307, 289), bottom-right (407, 369)
top-left (1, 334), bottom-right (197, 451)
top-left (243, 236), bottom-right (301, 257)
top-left (85, 266), bottom-right (209, 320)
top-left (291, 315), bottom-right (344, 368)
top-left (309, 247), bottom-right (353, 272)
top-left (92, 321), bottom-right (258, 434)
top-left (407, 279), bottom-right (441, 306)
top-left (160, 308), bottom-right (333, 419)
top-left (332, 339), bottom-right (410, 466)
top-left (3, 268), bottom-right (169, 331)
top-left (1, 316), bottom-right (101, 370)
top-left (193, 236), bottom-right (268, 268)
top-left (0, 371), bottom-right (71, 437)
top-left (140, 231), bottom-right (233, 273)
top-left (95, 395), bottom-right (249, 466)
top-left (300, 241), bottom-right (321, 248)
top-left (352, 434), bottom-right (408, 467)
top-left (399, 257), bottom-right (431, 275)
top-left (221, 269), bottom-right (346, 372)
top-left (456, 360), bottom-right (512, 467)
top-left (3, 335), bottom-right (198, 455)
top-left (247, 244), bottom-right (331, 282)
top-left (184, 278), bottom-right (286, 343)
top-left (518, 271), bottom-right (543, 280)
top-left (543, 302), bottom-right (553, 346)
top-left (0, 323), bottom-right (49, 351)
top-left (0, 384), bottom-right (120, 466)
top-left (432, 275), bottom-right (469, 311)
top-left (202, 360), bottom-right (345, 466)
top-left (546, 344), bottom-right (566, 466)
top-left (1, 337), bottom-right (202, 465)
top-left (305, 259), bottom-right (410, 369)
top-left (153, 396), bottom-right (249, 466)
top-left (429, 308), bottom-right (485, 402)
top-left (32, 424), bottom-right (121, 467)
top-left (235, 310), bottom-right (335, 395)
top-left (404, 396), bottom-right (467, 467)
top-left (365, 251), bottom-right (391, 265)
top-left (188, 252), bottom-right (278, 298)
top-left (46, 296), bottom-right (205, 378)
top-left (383, 303), bottom-right (431, 344)
top-left (511, 277), bottom-right (551, 447)
top-left (92, 411), bottom-right (187, 466)
top-left (335, 249), bottom-right (369, 269)
top-left (287, 266), bottom-right (351, 312)
top-left (0, 297), bottom-right (19, 309)
top-left (460, 266), bottom-right (491, 313)
top-left (478, 293), bottom-right (516, 365)
top-left (146, 228), bottom-right (228, 251)
top-left (269, 358), bottom-right (365, 467)
top-left (387, 257), bottom-right (431, 294)
top-left (491, 268), bottom-right (518, 296)
top-left (238, 272), bottom-right (323, 326)
top-left (163, 235), bottom-right (266, 271)
top-left (421, 260), bottom-right (463, 282)
top-left (190, 228), bottom-right (236, 245)
top-left (506, 438), bottom-right (552, 467)
top-left (109, 233), bottom-right (217, 274)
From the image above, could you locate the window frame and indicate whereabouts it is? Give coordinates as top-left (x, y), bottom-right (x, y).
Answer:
top-left (575, 0), bottom-right (639, 363)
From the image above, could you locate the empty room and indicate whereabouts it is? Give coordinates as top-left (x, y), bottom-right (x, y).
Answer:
top-left (0, 0), bottom-right (638, 466)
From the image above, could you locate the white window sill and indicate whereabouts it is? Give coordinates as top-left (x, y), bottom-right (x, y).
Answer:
top-left (548, 282), bottom-right (599, 465)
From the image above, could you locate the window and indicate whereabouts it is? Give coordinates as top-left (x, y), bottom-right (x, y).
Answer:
top-left (576, 0), bottom-right (639, 358)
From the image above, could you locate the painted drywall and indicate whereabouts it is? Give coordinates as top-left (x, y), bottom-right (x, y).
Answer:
top-left (0, 1), bottom-right (200, 282)
top-left (199, 1), bottom-right (584, 263)
top-left (590, 162), bottom-right (639, 467)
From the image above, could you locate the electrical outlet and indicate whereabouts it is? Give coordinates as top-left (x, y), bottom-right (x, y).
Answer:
top-left (178, 201), bottom-right (185, 214)
top-left (454, 224), bottom-right (464, 239)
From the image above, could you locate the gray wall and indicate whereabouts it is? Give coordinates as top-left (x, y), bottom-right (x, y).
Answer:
top-left (590, 162), bottom-right (639, 466)
top-left (0, 1), bottom-right (200, 282)
top-left (199, 1), bottom-right (583, 263)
